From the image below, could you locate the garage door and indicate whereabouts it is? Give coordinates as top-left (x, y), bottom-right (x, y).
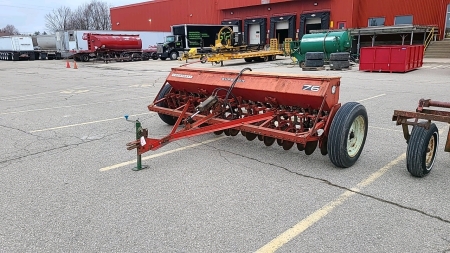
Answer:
top-left (275, 21), bottom-right (289, 30)
top-left (249, 24), bottom-right (261, 45)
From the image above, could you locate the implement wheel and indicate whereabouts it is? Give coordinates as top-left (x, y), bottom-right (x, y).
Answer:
top-left (328, 102), bottom-right (368, 168)
top-left (156, 84), bottom-right (178, 125)
top-left (406, 123), bottom-right (439, 177)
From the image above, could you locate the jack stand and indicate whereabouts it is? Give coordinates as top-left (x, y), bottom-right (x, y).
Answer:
top-left (125, 115), bottom-right (149, 171)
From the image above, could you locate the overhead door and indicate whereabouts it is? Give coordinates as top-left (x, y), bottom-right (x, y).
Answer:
top-left (249, 24), bottom-right (261, 45)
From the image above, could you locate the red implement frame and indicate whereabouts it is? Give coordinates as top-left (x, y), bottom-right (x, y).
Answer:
top-left (392, 99), bottom-right (450, 152)
top-left (128, 67), bottom-right (342, 156)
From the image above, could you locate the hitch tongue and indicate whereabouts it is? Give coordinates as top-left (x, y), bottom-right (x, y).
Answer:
top-left (186, 95), bottom-right (218, 124)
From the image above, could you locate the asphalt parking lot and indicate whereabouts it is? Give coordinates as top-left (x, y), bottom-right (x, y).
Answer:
top-left (1, 57), bottom-right (450, 252)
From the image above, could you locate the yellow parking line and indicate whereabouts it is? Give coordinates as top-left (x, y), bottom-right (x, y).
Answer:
top-left (357, 94), bottom-right (386, 102)
top-left (99, 136), bottom-right (228, 172)
top-left (255, 126), bottom-right (447, 252)
top-left (255, 153), bottom-right (406, 253)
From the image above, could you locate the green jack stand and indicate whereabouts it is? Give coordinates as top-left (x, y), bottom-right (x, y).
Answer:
top-left (125, 115), bottom-right (149, 171)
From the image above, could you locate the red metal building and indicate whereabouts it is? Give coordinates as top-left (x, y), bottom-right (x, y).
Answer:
top-left (110, 0), bottom-right (450, 41)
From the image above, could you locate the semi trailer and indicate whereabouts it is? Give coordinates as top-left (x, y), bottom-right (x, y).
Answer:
top-left (0, 36), bottom-right (35, 61)
top-left (56, 30), bottom-right (170, 61)
top-left (156, 24), bottom-right (238, 60)
top-left (32, 35), bottom-right (62, 60)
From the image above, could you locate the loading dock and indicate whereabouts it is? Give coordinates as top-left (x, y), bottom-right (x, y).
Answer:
top-left (270, 15), bottom-right (296, 43)
top-left (244, 18), bottom-right (267, 45)
top-left (299, 11), bottom-right (330, 39)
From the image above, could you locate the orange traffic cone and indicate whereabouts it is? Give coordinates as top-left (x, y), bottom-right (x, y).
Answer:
top-left (73, 61), bottom-right (78, 69)
top-left (66, 60), bottom-right (71, 68)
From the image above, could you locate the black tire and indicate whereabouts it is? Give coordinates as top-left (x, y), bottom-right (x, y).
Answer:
top-left (262, 56), bottom-right (269, 62)
top-left (156, 84), bottom-right (178, 125)
top-left (328, 102), bottom-right (368, 168)
top-left (305, 59), bottom-right (324, 67)
top-left (305, 52), bottom-right (324, 60)
top-left (270, 55), bottom-right (276, 61)
top-left (244, 58), bottom-right (252, 63)
top-left (200, 55), bottom-right (208, 63)
top-left (151, 53), bottom-right (158, 60)
top-left (330, 60), bottom-right (350, 70)
top-left (330, 52), bottom-right (350, 61)
top-left (81, 54), bottom-right (89, 62)
top-left (299, 61), bottom-right (305, 68)
top-left (406, 123), bottom-right (439, 177)
top-left (169, 51), bottom-right (178, 60)
top-left (160, 57), bottom-right (167, 60)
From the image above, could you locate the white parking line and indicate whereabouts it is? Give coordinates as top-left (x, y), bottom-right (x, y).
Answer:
top-left (99, 136), bottom-right (228, 172)
top-left (29, 113), bottom-right (153, 133)
top-left (0, 96), bottom-right (150, 115)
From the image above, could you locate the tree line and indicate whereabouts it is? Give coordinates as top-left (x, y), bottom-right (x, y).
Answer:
top-left (0, 0), bottom-right (110, 36)
top-left (45, 0), bottom-right (111, 33)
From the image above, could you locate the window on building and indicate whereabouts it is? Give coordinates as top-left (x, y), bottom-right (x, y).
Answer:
top-left (338, 22), bottom-right (346, 29)
top-left (395, 15), bottom-right (413, 25)
top-left (368, 17), bottom-right (385, 27)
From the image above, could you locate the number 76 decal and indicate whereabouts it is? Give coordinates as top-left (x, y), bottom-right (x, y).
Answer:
top-left (302, 85), bottom-right (320, 92)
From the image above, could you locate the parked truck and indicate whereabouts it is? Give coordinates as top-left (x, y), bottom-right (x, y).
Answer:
top-left (76, 33), bottom-right (150, 62)
top-left (55, 30), bottom-right (171, 61)
top-left (156, 24), bottom-right (238, 60)
top-left (0, 36), bottom-right (35, 61)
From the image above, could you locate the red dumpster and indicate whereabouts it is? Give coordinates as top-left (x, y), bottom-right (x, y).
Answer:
top-left (359, 45), bottom-right (424, 73)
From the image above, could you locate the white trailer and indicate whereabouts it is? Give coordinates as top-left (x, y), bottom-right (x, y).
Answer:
top-left (32, 35), bottom-right (62, 60)
top-left (0, 36), bottom-right (35, 61)
top-left (56, 30), bottom-right (171, 59)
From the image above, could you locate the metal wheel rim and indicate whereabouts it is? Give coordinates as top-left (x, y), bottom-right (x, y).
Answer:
top-left (425, 135), bottom-right (436, 169)
top-left (347, 115), bottom-right (365, 157)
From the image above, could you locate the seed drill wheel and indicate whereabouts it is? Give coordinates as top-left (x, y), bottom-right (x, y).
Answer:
top-left (406, 123), bottom-right (439, 177)
top-left (156, 84), bottom-right (178, 125)
top-left (327, 102), bottom-right (368, 168)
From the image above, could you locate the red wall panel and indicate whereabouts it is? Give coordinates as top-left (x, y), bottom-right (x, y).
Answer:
top-left (330, 0), bottom-right (355, 28)
top-left (111, 0), bottom-right (450, 40)
top-left (221, 1), bottom-right (331, 22)
top-left (111, 0), bottom-right (220, 31)
top-left (217, 0), bottom-right (297, 10)
top-left (355, 0), bottom-right (449, 36)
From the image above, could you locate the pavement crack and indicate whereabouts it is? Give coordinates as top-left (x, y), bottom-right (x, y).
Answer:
top-left (0, 124), bottom-right (38, 137)
top-left (211, 145), bottom-right (450, 225)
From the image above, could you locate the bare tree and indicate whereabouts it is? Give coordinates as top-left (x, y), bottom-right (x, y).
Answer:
top-left (0, 24), bottom-right (20, 35)
top-left (46, 0), bottom-right (111, 32)
top-left (45, 6), bottom-right (73, 32)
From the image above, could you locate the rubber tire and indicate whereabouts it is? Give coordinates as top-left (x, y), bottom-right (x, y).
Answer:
top-left (151, 53), bottom-right (158, 60)
top-left (330, 52), bottom-right (350, 61)
top-left (156, 84), bottom-right (178, 125)
top-left (81, 54), bottom-right (89, 62)
top-left (270, 55), bottom-right (276, 61)
top-left (160, 57), bottom-right (167, 60)
top-left (305, 59), bottom-right (324, 67)
top-left (244, 58), bottom-right (252, 62)
top-left (299, 61), bottom-right (305, 68)
top-left (305, 52), bottom-right (324, 60)
top-left (406, 123), bottom-right (439, 177)
top-left (330, 60), bottom-right (350, 70)
top-left (328, 102), bottom-right (368, 168)
top-left (169, 51), bottom-right (178, 60)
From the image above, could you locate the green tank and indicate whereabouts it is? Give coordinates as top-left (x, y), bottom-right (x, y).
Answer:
top-left (287, 31), bottom-right (351, 67)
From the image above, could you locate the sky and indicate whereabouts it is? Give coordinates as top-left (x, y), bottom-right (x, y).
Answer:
top-left (0, 0), bottom-right (146, 34)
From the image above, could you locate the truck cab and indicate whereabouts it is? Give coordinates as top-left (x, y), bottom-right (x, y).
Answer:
top-left (156, 35), bottom-right (184, 60)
